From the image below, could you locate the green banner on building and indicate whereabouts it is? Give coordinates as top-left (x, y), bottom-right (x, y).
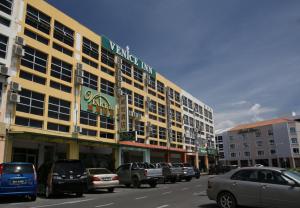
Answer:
top-left (199, 147), bottom-right (207, 155)
top-left (207, 148), bottom-right (218, 156)
top-left (80, 86), bottom-right (116, 117)
top-left (102, 36), bottom-right (156, 78)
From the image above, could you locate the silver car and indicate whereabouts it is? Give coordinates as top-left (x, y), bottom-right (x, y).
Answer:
top-left (207, 167), bottom-right (300, 208)
top-left (87, 168), bottom-right (119, 192)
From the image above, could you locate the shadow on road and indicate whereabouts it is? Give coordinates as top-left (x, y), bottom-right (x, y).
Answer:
top-left (198, 203), bottom-right (218, 208)
top-left (0, 196), bottom-right (32, 204)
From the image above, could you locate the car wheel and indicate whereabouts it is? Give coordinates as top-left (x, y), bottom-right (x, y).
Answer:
top-left (76, 192), bottom-right (83, 197)
top-left (149, 181), bottom-right (157, 188)
top-left (217, 192), bottom-right (237, 208)
top-left (185, 177), bottom-right (192, 182)
top-left (125, 183), bottom-right (131, 188)
top-left (107, 188), bottom-right (114, 193)
top-left (132, 177), bottom-right (141, 188)
top-left (196, 175), bottom-right (200, 179)
top-left (45, 186), bottom-right (51, 198)
top-left (29, 195), bottom-right (37, 201)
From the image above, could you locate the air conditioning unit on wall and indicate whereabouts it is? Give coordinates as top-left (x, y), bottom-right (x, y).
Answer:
top-left (13, 45), bottom-right (25, 57)
top-left (0, 65), bottom-right (9, 76)
top-left (10, 82), bottom-right (21, 92)
top-left (15, 36), bottom-right (26, 46)
top-left (8, 92), bottom-right (20, 103)
top-left (75, 77), bottom-right (83, 85)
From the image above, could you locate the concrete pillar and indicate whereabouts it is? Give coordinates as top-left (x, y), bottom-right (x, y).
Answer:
top-left (290, 157), bottom-right (296, 169)
top-left (67, 142), bottom-right (79, 160)
top-left (1, 137), bottom-right (13, 162)
top-left (37, 144), bottom-right (45, 168)
top-left (113, 148), bottom-right (121, 170)
top-left (204, 155), bottom-right (209, 172)
top-left (0, 137), bottom-right (6, 163)
top-left (144, 149), bottom-right (150, 163)
top-left (195, 152), bottom-right (199, 168)
top-left (181, 152), bottom-right (187, 163)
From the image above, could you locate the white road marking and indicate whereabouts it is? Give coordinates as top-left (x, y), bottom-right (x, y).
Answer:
top-left (194, 191), bottom-right (207, 196)
top-left (162, 191), bottom-right (172, 195)
top-left (135, 196), bottom-right (148, 200)
top-left (181, 187), bottom-right (189, 191)
top-left (95, 203), bottom-right (114, 207)
top-left (29, 199), bottom-right (94, 208)
top-left (156, 205), bottom-right (169, 208)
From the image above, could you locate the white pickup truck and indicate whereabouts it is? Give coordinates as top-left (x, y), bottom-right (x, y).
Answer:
top-left (172, 163), bottom-right (195, 181)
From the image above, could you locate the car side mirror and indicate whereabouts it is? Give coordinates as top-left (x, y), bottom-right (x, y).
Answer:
top-left (287, 180), bottom-right (296, 187)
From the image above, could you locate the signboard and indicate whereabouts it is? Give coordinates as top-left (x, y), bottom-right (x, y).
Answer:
top-left (80, 86), bottom-right (116, 117)
top-left (207, 148), bottom-right (218, 156)
top-left (199, 147), bottom-right (207, 156)
top-left (102, 36), bottom-right (156, 78)
top-left (119, 94), bottom-right (129, 132)
top-left (119, 131), bottom-right (137, 142)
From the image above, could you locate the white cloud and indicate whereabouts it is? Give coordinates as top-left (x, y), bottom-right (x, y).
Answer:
top-left (231, 100), bottom-right (248, 106)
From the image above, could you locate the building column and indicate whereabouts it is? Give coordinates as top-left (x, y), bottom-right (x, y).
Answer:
top-left (67, 142), bottom-right (79, 160)
top-left (290, 157), bottom-right (296, 169)
top-left (204, 155), bottom-right (209, 172)
top-left (195, 152), bottom-right (199, 168)
top-left (181, 152), bottom-right (187, 163)
top-left (165, 151), bottom-right (170, 163)
top-left (37, 144), bottom-right (45, 168)
top-left (144, 149), bottom-right (150, 163)
top-left (113, 148), bottom-right (121, 170)
top-left (1, 137), bottom-right (13, 162)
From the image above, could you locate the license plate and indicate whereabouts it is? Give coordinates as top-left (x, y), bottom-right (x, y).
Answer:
top-left (11, 179), bottom-right (26, 185)
top-left (102, 177), bottom-right (111, 181)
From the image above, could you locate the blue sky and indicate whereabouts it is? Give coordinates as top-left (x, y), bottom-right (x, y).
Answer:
top-left (47, 0), bottom-right (300, 132)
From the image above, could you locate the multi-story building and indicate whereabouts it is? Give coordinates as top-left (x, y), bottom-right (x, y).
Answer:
top-left (216, 117), bottom-right (300, 168)
top-left (0, 0), bottom-right (215, 170)
top-left (181, 90), bottom-right (215, 171)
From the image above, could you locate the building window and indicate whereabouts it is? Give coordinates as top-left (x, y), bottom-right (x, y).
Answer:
top-left (158, 103), bottom-right (165, 117)
top-left (291, 138), bottom-right (298, 144)
top-left (157, 81), bottom-right (165, 94)
top-left (82, 56), bottom-right (98, 69)
top-left (81, 128), bottom-right (97, 137)
top-left (100, 78), bottom-right (114, 96)
top-left (21, 46), bottom-right (48, 74)
top-left (82, 37), bottom-right (99, 60)
top-left (230, 153), bottom-right (236, 158)
top-left (101, 66), bottom-right (114, 76)
top-left (50, 80), bottom-right (71, 93)
top-left (183, 115), bottom-right (188, 125)
top-left (244, 152), bottom-right (250, 157)
top-left (270, 149), bottom-right (276, 155)
top-left (83, 70), bottom-right (98, 90)
top-left (134, 93), bottom-right (144, 109)
top-left (25, 5), bottom-right (51, 34)
top-left (51, 57), bottom-right (72, 83)
top-left (135, 121), bottom-right (144, 136)
top-left (54, 21), bottom-right (74, 47)
top-left (168, 88), bottom-right (174, 99)
top-left (188, 99), bottom-right (193, 109)
top-left (182, 96), bottom-right (187, 106)
top-left (148, 76), bottom-right (156, 89)
top-left (121, 60), bottom-right (131, 77)
top-left (269, 139), bottom-right (275, 145)
top-left (256, 140), bottom-right (263, 147)
top-left (293, 148), bottom-right (299, 154)
top-left (15, 116), bottom-right (43, 128)
top-left (24, 28), bottom-right (49, 45)
top-left (177, 132), bottom-right (183, 143)
top-left (175, 91), bottom-right (180, 103)
top-left (134, 82), bottom-right (144, 90)
top-left (80, 110), bottom-right (97, 126)
top-left (230, 144), bottom-right (235, 149)
top-left (290, 127), bottom-right (296, 134)
top-left (150, 125), bottom-right (157, 138)
top-left (0, 15), bottom-right (10, 27)
top-left (268, 129), bottom-right (273, 136)
top-left (255, 130), bottom-right (261, 137)
top-left (52, 42), bottom-right (73, 57)
top-left (189, 117), bottom-right (194, 126)
top-left (176, 111), bottom-right (181, 122)
top-left (101, 48), bottom-right (114, 68)
top-left (121, 88), bottom-right (132, 105)
top-left (257, 150), bottom-right (264, 156)
top-left (0, 0), bottom-right (12, 15)
top-left (149, 100), bottom-right (157, 114)
top-left (19, 70), bottom-right (46, 85)
top-left (16, 89), bottom-right (45, 116)
top-left (133, 67), bottom-right (143, 82)
top-left (0, 33), bottom-right (8, 58)
top-left (47, 122), bottom-right (69, 133)
top-left (100, 133), bottom-right (114, 139)
top-left (48, 96), bottom-right (70, 121)
top-left (100, 115), bottom-right (114, 130)
top-left (159, 127), bottom-right (166, 139)
top-left (135, 109), bottom-right (144, 117)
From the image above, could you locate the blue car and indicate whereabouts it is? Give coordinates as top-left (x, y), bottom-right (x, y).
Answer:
top-left (0, 162), bottom-right (37, 201)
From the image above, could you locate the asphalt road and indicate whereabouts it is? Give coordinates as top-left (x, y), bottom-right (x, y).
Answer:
top-left (0, 175), bottom-right (217, 208)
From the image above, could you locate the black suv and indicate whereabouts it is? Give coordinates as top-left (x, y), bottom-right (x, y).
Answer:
top-left (37, 160), bottom-right (87, 197)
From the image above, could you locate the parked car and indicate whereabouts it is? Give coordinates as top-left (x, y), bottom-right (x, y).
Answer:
top-left (0, 162), bottom-right (37, 201)
top-left (172, 163), bottom-right (195, 181)
top-left (37, 160), bottom-right (87, 198)
top-left (154, 163), bottom-right (178, 183)
top-left (116, 163), bottom-right (161, 188)
top-left (207, 167), bottom-right (300, 208)
top-left (194, 167), bottom-right (200, 179)
top-left (86, 168), bottom-right (119, 192)
top-left (215, 165), bottom-right (238, 174)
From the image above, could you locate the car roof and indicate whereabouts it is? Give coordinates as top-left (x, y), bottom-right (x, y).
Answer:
top-left (237, 167), bottom-right (286, 171)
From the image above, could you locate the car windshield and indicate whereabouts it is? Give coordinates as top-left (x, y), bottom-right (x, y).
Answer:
top-left (54, 161), bottom-right (84, 174)
top-left (282, 170), bottom-right (300, 183)
top-left (88, 168), bottom-right (111, 175)
top-left (3, 164), bottom-right (34, 174)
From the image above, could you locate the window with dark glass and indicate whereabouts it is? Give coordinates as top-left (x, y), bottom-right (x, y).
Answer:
top-left (24, 29), bottom-right (49, 45)
top-left (53, 21), bottom-right (74, 47)
top-left (100, 115), bottom-right (114, 130)
top-left (0, 15), bottom-right (10, 27)
top-left (150, 125), bottom-right (157, 138)
top-left (121, 60), bottom-right (131, 77)
top-left (80, 110), bottom-right (97, 126)
top-left (176, 111), bottom-right (182, 122)
top-left (82, 37), bottom-right (99, 59)
top-left (135, 121), bottom-right (144, 135)
top-left (81, 128), bottom-right (97, 137)
top-left (52, 42), bottom-right (73, 57)
top-left (83, 70), bottom-right (98, 90)
top-left (82, 56), bottom-right (98, 69)
top-left (19, 70), bottom-right (46, 85)
top-left (101, 66), bottom-right (114, 76)
top-left (121, 88), bottom-right (132, 104)
top-left (0, 0), bottom-right (12, 15)
top-left (158, 103), bottom-right (165, 117)
top-left (25, 5), bottom-right (51, 34)
top-left (133, 67), bottom-right (143, 82)
top-left (100, 133), bottom-right (114, 139)
top-left (0, 33), bottom-right (8, 58)
top-left (50, 80), bottom-right (71, 93)
top-left (47, 122), bottom-right (69, 132)
top-left (169, 88), bottom-right (174, 99)
top-left (21, 46), bottom-right (48, 74)
top-left (134, 93), bottom-right (144, 109)
top-left (148, 76), bottom-right (156, 89)
top-left (16, 89), bottom-right (44, 116)
top-left (157, 81), bottom-right (165, 94)
top-left (51, 57), bottom-right (72, 83)
top-left (100, 78), bottom-right (114, 96)
top-left (101, 48), bottom-right (114, 68)
top-left (48, 96), bottom-right (70, 121)
top-left (183, 115), bottom-right (188, 125)
top-left (15, 116), bottom-right (43, 128)
top-left (159, 127), bottom-right (166, 139)
top-left (188, 99), bottom-right (193, 109)
top-left (149, 100), bottom-right (157, 114)
top-left (175, 91), bottom-right (180, 102)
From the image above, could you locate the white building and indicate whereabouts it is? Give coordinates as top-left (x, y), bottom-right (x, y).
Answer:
top-left (216, 117), bottom-right (300, 168)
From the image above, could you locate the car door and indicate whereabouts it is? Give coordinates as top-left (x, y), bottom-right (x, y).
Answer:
top-left (229, 169), bottom-right (261, 207)
top-left (117, 164), bottom-right (131, 184)
top-left (259, 170), bottom-right (300, 208)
